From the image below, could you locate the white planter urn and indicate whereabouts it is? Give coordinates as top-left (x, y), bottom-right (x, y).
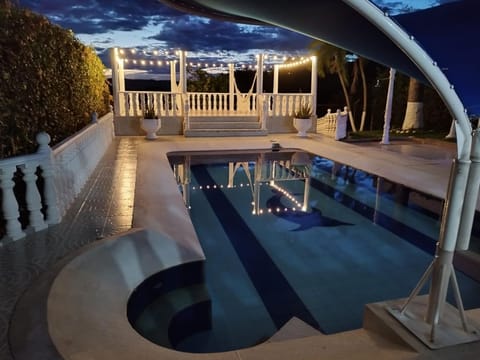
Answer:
top-left (141, 118), bottom-right (161, 140)
top-left (293, 117), bottom-right (312, 137)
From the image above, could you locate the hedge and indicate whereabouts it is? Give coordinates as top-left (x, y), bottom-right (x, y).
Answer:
top-left (0, 2), bottom-right (110, 159)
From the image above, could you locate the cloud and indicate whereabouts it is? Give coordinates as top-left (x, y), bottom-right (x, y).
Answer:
top-left (149, 17), bottom-right (312, 53)
top-left (19, 0), bottom-right (183, 34)
top-left (17, 0), bottom-right (317, 71)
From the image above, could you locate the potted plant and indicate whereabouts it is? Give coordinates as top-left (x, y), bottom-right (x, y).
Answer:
top-left (140, 104), bottom-right (161, 140)
top-left (293, 102), bottom-right (313, 137)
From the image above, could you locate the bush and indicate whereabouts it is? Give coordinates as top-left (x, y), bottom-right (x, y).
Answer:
top-left (0, 2), bottom-right (110, 158)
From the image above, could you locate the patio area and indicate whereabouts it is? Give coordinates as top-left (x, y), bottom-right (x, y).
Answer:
top-left (1, 132), bottom-right (479, 360)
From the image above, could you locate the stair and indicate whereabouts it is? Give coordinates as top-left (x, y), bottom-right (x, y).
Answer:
top-left (184, 115), bottom-right (268, 137)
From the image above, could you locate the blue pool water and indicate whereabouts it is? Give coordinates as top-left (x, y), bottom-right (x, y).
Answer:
top-left (132, 149), bottom-right (480, 353)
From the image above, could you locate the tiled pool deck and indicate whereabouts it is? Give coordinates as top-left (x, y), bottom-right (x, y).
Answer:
top-left (1, 133), bottom-right (479, 360)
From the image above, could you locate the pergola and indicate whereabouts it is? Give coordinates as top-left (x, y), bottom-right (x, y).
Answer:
top-left (158, 0), bottom-right (480, 348)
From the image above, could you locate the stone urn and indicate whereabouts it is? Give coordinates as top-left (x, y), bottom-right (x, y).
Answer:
top-left (141, 118), bottom-right (161, 140)
top-left (293, 102), bottom-right (313, 137)
top-left (293, 117), bottom-right (312, 137)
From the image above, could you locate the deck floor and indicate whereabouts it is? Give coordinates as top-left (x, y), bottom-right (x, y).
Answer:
top-left (1, 133), bottom-right (478, 360)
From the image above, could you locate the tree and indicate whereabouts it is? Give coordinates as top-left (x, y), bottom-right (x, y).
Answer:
top-left (401, 77), bottom-right (424, 130)
top-left (310, 40), bottom-right (368, 132)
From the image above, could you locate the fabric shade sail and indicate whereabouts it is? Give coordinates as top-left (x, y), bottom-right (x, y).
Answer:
top-left (159, 0), bottom-right (479, 116)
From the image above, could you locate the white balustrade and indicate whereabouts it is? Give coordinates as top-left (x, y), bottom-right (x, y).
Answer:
top-left (264, 93), bottom-right (314, 117)
top-left (316, 107), bottom-right (348, 140)
top-left (118, 91), bottom-right (182, 117)
top-left (117, 91), bottom-right (267, 117)
top-left (0, 164), bottom-right (25, 240)
top-left (0, 112), bottom-right (114, 242)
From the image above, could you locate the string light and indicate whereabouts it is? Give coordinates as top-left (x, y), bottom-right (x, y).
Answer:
top-left (115, 47), bottom-right (312, 71)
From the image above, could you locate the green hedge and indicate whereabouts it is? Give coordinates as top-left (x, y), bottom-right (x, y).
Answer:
top-left (0, 2), bottom-right (110, 159)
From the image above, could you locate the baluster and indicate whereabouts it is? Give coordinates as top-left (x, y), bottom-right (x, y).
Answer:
top-left (0, 165), bottom-right (25, 240)
top-left (20, 162), bottom-right (47, 231)
top-left (36, 132), bottom-right (60, 224)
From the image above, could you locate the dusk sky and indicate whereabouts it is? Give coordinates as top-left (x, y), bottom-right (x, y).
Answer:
top-left (18, 0), bottom-right (449, 78)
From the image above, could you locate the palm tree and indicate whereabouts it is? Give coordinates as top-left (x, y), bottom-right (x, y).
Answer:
top-left (309, 40), bottom-right (357, 132)
top-left (401, 77), bottom-right (424, 130)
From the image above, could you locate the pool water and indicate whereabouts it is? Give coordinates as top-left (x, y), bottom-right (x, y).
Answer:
top-left (134, 149), bottom-right (480, 353)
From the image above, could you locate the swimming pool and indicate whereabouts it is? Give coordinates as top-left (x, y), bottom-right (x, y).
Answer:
top-left (130, 149), bottom-right (480, 353)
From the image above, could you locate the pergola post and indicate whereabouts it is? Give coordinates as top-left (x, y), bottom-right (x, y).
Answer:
top-left (109, 48), bottom-right (122, 116)
top-left (256, 54), bottom-right (264, 95)
top-left (273, 64), bottom-right (279, 94)
top-left (179, 50), bottom-right (187, 93)
top-left (229, 63), bottom-right (235, 112)
top-left (310, 56), bottom-right (317, 117)
top-left (170, 60), bottom-right (177, 92)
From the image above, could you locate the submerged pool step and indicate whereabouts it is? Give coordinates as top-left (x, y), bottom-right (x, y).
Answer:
top-left (133, 284), bottom-right (211, 348)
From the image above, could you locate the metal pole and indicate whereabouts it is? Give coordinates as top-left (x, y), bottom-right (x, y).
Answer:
top-left (426, 157), bottom-right (470, 324)
top-left (456, 129), bottom-right (480, 250)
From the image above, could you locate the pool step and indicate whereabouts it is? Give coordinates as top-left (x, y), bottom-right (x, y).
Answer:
top-left (133, 284), bottom-right (211, 348)
top-left (185, 115), bottom-right (267, 137)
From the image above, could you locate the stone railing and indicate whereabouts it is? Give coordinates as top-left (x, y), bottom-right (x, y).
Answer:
top-left (0, 112), bottom-right (114, 242)
top-left (316, 107), bottom-right (348, 140)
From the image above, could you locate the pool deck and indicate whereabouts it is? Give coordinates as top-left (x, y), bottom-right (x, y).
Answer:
top-left (2, 133), bottom-right (480, 360)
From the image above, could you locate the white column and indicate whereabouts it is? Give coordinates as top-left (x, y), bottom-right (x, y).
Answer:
top-left (273, 64), bottom-right (279, 94)
top-left (179, 50), bottom-right (187, 93)
top-left (381, 68), bottom-right (396, 145)
top-left (256, 54), bottom-right (264, 95)
top-left (109, 48), bottom-right (120, 116)
top-left (229, 63), bottom-right (235, 112)
top-left (0, 165), bottom-right (25, 240)
top-left (310, 56), bottom-right (318, 117)
top-left (170, 60), bottom-right (177, 92)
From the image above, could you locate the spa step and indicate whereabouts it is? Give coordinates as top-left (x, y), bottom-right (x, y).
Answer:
top-left (133, 284), bottom-right (211, 348)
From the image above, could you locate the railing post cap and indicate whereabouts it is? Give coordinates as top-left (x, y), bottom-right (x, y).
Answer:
top-left (36, 131), bottom-right (52, 154)
top-left (36, 131), bottom-right (51, 146)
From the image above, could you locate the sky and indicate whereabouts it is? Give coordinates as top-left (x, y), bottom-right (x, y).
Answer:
top-left (18, 0), bottom-right (449, 79)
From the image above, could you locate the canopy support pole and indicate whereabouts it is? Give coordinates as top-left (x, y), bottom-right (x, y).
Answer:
top-left (345, 0), bottom-right (477, 348)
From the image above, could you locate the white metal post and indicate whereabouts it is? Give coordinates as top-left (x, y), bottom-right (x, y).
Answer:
top-left (457, 129), bottom-right (480, 250)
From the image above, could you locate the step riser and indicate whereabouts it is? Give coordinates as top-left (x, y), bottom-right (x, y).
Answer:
top-left (190, 122), bottom-right (261, 129)
top-left (189, 116), bottom-right (258, 123)
top-left (184, 129), bottom-right (268, 137)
